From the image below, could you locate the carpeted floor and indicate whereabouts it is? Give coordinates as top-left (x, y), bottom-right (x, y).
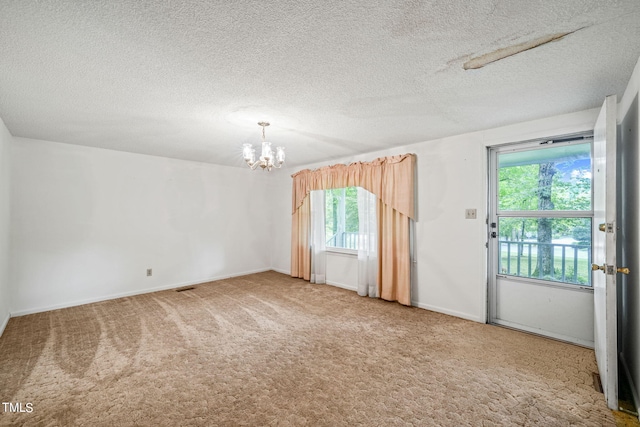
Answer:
top-left (0, 271), bottom-right (619, 426)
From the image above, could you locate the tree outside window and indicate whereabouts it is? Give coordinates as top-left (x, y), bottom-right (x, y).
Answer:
top-left (325, 187), bottom-right (359, 250)
top-left (498, 143), bottom-right (592, 285)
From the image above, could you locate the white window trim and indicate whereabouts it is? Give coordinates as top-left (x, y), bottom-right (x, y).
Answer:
top-left (325, 247), bottom-right (357, 256)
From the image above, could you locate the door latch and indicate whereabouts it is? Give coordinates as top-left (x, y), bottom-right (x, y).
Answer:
top-left (592, 263), bottom-right (631, 275)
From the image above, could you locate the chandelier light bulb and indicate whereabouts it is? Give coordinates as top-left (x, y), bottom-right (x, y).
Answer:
top-left (242, 144), bottom-right (254, 163)
top-left (261, 141), bottom-right (272, 161)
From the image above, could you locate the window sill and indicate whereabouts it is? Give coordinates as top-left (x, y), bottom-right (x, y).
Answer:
top-left (325, 247), bottom-right (358, 257)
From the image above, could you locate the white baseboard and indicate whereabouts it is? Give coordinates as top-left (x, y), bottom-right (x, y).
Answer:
top-left (326, 280), bottom-right (357, 292)
top-left (411, 301), bottom-right (483, 323)
top-left (323, 284), bottom-right (484, 322)
top-left (274, 271), bottom-right (357, 291)
top-left (620, 352), bottom-right (640, 417)
top-left (10, 268), bottom-right (273, 317)
top-left (0, 311), bottom-right (10, 338)
top-left (324, 288), bottom-right (484, 323)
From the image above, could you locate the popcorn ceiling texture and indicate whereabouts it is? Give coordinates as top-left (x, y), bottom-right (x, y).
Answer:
top-left (0, 271), bottom-right (616, 426)
top-left (0, 1), bottom-right (639, 167)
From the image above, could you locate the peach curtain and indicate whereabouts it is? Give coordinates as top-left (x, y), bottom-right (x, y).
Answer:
top-left (378, 200), bottom-right (411, 305)
top-left (291, 196), bottom-right (311, 281)
top-left (291, 154), bottom-right (415, 305)
top-left (291, 154), bottom-right (415, 220)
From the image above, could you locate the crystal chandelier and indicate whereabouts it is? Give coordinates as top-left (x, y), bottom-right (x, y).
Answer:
top-left (242, 122), bottom-right (285, 171)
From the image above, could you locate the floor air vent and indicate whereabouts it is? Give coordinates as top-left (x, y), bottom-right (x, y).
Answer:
top-left (176, 287), bottom-right (195, 292)
top-left (592, 372), bottom-right (603, 393)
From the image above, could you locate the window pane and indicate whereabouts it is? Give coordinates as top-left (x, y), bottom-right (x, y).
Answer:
top-left (325, 189), bottom-right (338, 240)
top-left (498, 217), bottom-right (592, 286)
top-left (498, 143), bottom-right (591, 211)
top-left (325, 187), bottom-right (359, 250)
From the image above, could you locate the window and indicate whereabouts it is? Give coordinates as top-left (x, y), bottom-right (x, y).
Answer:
top-left (496, 141), bottom-right (592, 285)
top-left (498, 143), bottom-right (592, 212)
top-left (325, 187), bottom-right (359, 250)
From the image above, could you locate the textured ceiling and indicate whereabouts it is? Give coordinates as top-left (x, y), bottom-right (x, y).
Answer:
top-left (1, 1), bottom-right (640, 168)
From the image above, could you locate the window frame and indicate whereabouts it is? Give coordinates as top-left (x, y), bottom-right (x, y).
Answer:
top-left (490, 133), bottom-right (594, 289)
top-left (324, 186), bottom-right (360, 253)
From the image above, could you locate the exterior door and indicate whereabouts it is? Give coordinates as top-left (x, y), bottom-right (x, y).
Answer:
top-left (488, 135), bottom-right (595, 347)
top-left (592, 94), bottom-right (625, 410)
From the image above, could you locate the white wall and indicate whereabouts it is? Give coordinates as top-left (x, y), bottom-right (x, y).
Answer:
top-left (271, 108), bottom-right (600, 322)
top-left (0, 118), bottom-right (12, 334)
top-left (10, 138), bottom-right (273, 315)
top-left (270, 171), bottom-right (292, 275)
top-left (325, 252), bottom-right (358, 291)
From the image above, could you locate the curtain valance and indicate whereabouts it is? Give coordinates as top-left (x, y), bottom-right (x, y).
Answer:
top-left (291, 153), bottom-right (415, 219)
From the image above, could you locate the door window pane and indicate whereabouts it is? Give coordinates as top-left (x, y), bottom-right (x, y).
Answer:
top-left (498, 143), bottom-right (591, 211)
top-left (498, 217), bottom-right (592, 285)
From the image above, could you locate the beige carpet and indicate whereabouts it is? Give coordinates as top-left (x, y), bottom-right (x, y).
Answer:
top-left (0, 271), bottom-right (617, 426)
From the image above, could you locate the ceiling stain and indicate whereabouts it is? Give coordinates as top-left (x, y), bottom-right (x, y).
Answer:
top-left (463, 30), bottom-right (581, 70)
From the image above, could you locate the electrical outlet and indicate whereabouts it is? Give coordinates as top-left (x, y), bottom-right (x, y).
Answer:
top-left (465, 209), bottom-right (477, 219)
top-left (147, 268), bottom-right (152, 276)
